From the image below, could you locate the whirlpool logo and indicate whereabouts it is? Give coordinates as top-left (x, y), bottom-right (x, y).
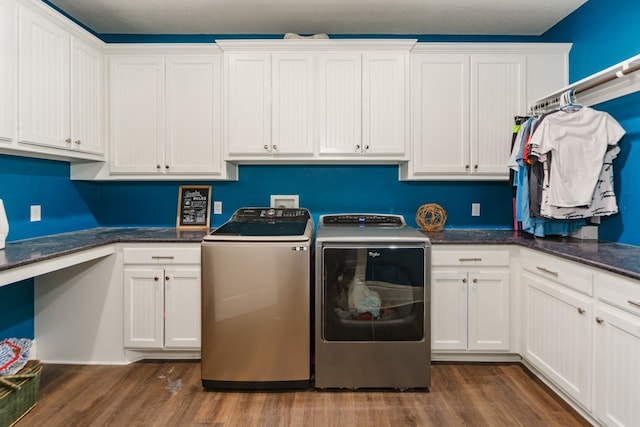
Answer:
top-left (368, 251), bottom-right (381, 258)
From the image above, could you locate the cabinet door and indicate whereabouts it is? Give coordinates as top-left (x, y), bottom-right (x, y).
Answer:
top-left (410, 54), bottom-right (470, 175)
top-left (594, 303), bottom-right (640, 427)
top-left (165, 55), bottom-right (223, 174)
top-left (226, 53), bottom-right (271, 155)
top-left (70, 37), bottom-right (103, 155)
top-left (124, 268), bottom-right (164, 349)
top-left (523, 271), bottom-right (592, 409)
top-left (18, 5), bottom-right (70, 149)
top-left (109, 56), bottom-right (164, 174)
top-left (272, 53), bottom-right (315, 154)
top-left (468, 270), bottom-right (510, 350)
top-left (164, 266), bottom-right (201, 349)
top-left (0, 0), bottom-right (15, 142)
top-left (362, 52), bottom-right (407, 156)
top-left (317, 53), bottom-right (361, 155)
top-left (470, 54), bottom-right (525, 176)
top-left (431, 270), bottom-right (468, 350)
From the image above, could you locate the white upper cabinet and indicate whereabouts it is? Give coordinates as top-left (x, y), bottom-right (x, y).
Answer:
top-left (18, 5), bottom-right (70, 149)
top-left (471, 54), bottom-right (525, 176)
top-left (0, 0), bottom-right (15, 143)
top-left (318, 51), bottom-right (407, 157)
top-left (317, 52), bottom-right (362, 155)
top-left (401, 43), bottom-right (570, 180)
top-left (409, 54), bottom-right (470, 175)
top-left (362, 52), bottom-right (408, 156)
top-left (109, 55), bottom-right (165, 174)
top-left (226, 53), bottom-right (272, 156)
top-left (109, 51), bottom-right (226, 177)
top-left (70, 37), bottom-right (104, 155)
top-left (165, 55), bottom-right (223, 174)
top-left (17, 4), bottom-right (104, 157)
top-left (271, 53), bottom-right (315, 154)
top-left (219, 39), bottom-right (415, 163)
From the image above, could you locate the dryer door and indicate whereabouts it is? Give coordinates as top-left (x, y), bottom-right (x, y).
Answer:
top-left (321, 245), bottom-right (426, 341)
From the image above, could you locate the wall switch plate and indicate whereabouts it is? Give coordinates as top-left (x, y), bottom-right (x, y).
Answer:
top-left (270, 195), bottom-right (299, 208)
top-left (213, 201), bottom-right (222, 214)
top-left (471, 203), bottom-right (481, 217)
top-left (30, 205), bottom-right (41, 222)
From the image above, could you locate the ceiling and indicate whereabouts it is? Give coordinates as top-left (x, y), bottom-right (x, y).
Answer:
top-left (44, 0), bottom-right (588, 36)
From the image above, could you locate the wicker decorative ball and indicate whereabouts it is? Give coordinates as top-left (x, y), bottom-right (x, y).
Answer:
top-left (416, 203), bottom-right (447, 232)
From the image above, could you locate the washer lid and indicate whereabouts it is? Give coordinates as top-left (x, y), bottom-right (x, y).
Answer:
top-left (203, 207), bottom-right (312, 241)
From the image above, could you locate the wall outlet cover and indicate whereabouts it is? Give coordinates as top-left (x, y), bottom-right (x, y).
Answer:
top-left (270, 195), bottom-right (299, 208)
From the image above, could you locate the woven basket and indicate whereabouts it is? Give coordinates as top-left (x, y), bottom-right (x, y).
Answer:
top-left (0, 360), bottom-right (43, 427)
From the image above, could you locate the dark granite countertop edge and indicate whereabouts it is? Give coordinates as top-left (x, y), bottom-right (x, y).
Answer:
top-left (0, 227), bottom-right (208, 273)
top-left (2, 227), bottom-right (640, 283)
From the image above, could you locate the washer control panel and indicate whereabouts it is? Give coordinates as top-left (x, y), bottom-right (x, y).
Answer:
top-left (233, 207), bottom-right (310, 222)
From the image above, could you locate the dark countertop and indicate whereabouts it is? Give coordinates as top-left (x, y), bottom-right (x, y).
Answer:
top-left (1, 227), bottom-right (640, 282)
top-left (0, 227), bottom-right (208, 273)
top-left (423, 229), bottom-right (640, 281)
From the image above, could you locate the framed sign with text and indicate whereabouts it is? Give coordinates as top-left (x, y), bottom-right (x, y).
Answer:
top-left (176, 185), bottom-right (212, 229)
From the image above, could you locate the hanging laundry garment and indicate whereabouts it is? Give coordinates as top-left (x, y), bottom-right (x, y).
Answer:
top-left (539, 145), bottom-right (621, 219)
top-left (510, 117), bottom-right (586, 237)
top-left (529, 107), bottom-right (625, 207)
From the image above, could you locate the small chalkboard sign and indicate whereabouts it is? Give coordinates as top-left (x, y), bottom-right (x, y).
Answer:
top-left (176, 185), bottom-right (212, 229)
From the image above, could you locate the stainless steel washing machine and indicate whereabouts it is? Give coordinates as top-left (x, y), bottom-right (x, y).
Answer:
top-left (201, 207), bottom-right (313, 390)
top-left (314, 214), bottom-right (431, 389)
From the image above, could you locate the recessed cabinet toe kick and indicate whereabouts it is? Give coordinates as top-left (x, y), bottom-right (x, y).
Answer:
top-left (200, 207), bottom-right (313, 390)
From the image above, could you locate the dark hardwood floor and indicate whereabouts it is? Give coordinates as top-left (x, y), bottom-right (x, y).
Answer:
top-left (17, 361), bottom-right (590, 426)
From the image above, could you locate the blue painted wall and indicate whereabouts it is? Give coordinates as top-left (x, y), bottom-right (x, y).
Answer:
top-left (94, 165), bottom-right (513, 229)
top-left (542, 0), bottom-right (640, 245)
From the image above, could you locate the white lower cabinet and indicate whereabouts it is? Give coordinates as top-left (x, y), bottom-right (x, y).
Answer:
top-left (431, 247), bottom-right (511, 353)
top-left (522, 268), bottom-right (593, 410)
top-left (123, 246), bottom-right (201, 350)
top-left (593, 272), bottom-right (640, 426)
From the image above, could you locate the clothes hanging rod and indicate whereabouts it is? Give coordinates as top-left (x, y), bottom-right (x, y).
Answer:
top-left (530, 52), bottom-right (640, 113)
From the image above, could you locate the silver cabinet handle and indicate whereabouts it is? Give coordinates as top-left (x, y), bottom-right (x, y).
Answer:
top-left (65, 137), bottom-right (71, 143)
top-left (151, 256), bottom-right (175, 260)
top-left (628, 300), bottom-right (640, 309)
top-left (364, 145), bottom-right (369, 151)
top-left (263, 144), bottom-right (269, 150)
top-left (472, 278), bottom-right (478, 284)
top-left (595, 317), bottom-right (604, 324)
top-left (459, 258), bottom-right (482, 262)
top-left (536, 266), bottom-right (559, 277)
top-left (577, 307), bottom-right (585, 314)
top-left (462, 278), bottom-right (467, 284)
top-left (355, 145), bottom-right (361, 151)
top-left (74, 139), bottom-right (81, 145)
top-left (272, 144), bottom-right (278, 150)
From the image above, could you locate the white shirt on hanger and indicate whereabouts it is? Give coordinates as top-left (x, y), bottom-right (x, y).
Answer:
top-left (529, 106), bottom-right (625, 207)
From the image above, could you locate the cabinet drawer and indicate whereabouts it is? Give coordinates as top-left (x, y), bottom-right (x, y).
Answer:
top-left (432, 249), bottom-right (510, 267)
top-left (123, 247), bottom-right (200, 265)
top-left (597, 272), bottom-right (640, 316)
top-left (521, 250), bottom-right (593, 296)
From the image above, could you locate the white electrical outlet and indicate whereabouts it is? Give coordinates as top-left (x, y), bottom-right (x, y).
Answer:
top-left (471, 203), bottom-right (481, 217)
top-left (270, 195), bottom-right (299, 208)
top-left (213, 201), bottom-right (222, 214)
top-left (30, 205), bottom-right (41, 222)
